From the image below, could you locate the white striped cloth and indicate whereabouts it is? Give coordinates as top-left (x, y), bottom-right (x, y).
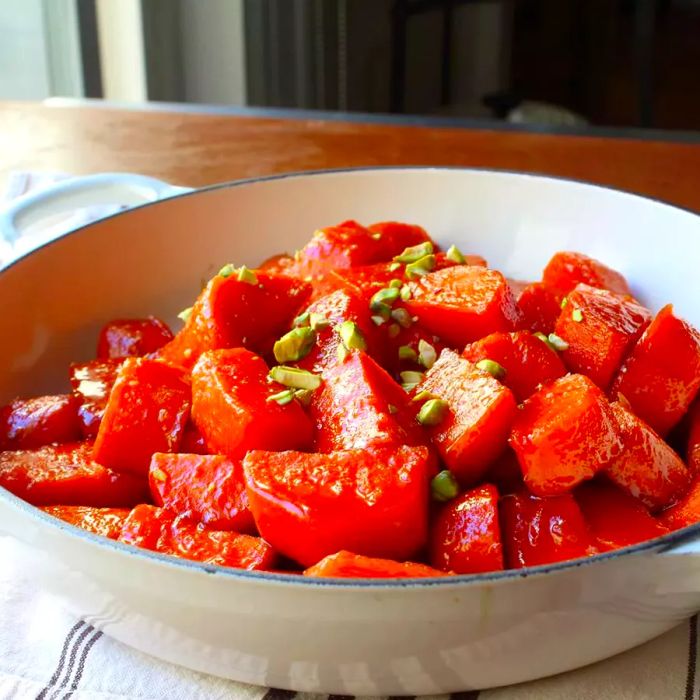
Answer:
top-left (1, 173), bottom-right (698, 699)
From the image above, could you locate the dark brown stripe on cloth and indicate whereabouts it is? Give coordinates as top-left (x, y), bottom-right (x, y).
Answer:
top-left (686, 614), bottom-right (698, 700)
top-left (35, 621), bottom-right (85, 700)
top-left (262, 689), bottom-right (297, 700)
top-left (388, 695), bottom-right (415, 700)
top-left (61, 628), bottom-right (104, 699)
top-left (328, 695), bottom-right (354, 700)
top-left (450, 691), bottom-right (480, 700)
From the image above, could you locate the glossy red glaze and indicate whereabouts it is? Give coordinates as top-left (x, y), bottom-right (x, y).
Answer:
top-left (405, 266), bottom-right (522, 348)
top-left (179, 422), bottom-right (209, 455)
top-left (575, 481), bottom-right (668, 551)
top-left (149, 452), bottom-right (254, 533)
top-left (542, 251), bottom-right (632, 299)
top-left (93, 358), bottom-right (191, 476)
top-left (554, 284), bottom-right (651, 389)
top-left (243, 446), bottom-right (431, 567)
top-left (429, 484), bottom-right (503, 574)
top-left (0, 442), bottom-right (147, 506)
top-left (484, 447), bottom-right (524, 495)
top-left (417, 350), bottom-right (517, 486)
top-left (97, 317), bottom-right (173, 359)
top-left (462, 330), bottom-right (566, 402)
top-left (500, 491), bottom-right (598, 568)
top-left (42, 504), bottom-right (130, 539)
top-left (659, 479), bottom-right (700, 531)
top-left (509, 374), bottom-right (621, 496)
top-left (610, 305), bottom-right (700, 436)
top-left (311, 350), bottom-right (423, 452)
top-left (0, 394), bottom-right (81, 450)
top-left (69, 359), bottom-right (123, 438)
top-left (158, 271), bottom-right (311, 370)
top-left (119, 504), bottom-right (275, 570)
top-left (605, 401), bottom-right (690, 510)
top-left (515, 282), bottom-right (561, 334)
top-left (304, 551), bottom-right (448, 578)
top-left (687, 400), bottom-right (700, 476)
top-left (191, 348), bottom-right (313, 458)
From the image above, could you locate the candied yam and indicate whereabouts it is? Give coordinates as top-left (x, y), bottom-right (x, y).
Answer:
top-left (119, 504), bottom-right (274, 569)
top-left (69, 359), bottom-right (123, 438)
top-left (0, 442), bottom-right (147, 506)
top-left (243, 446), bottom-right (431, 567)
top-left (367, 221), bottom-right (433, 259)
top-left (97, 317), bottom-right (173, 359)
top-left (158, 271), bottom-right (311, 370)
top-left (149, 452), bottom-right (254, 533)
top-left (191, 348), bottom-right (313, 458)
top-left (311, 350), bottom-right (422, 452)
top-left (416, 350), bottom-right (517, 486)
top-left (93, 358), bottom-right (191, 476)
top-left (611, 305), bottom-right (700, 436)
top-left (554, 284), bottom-right (651, 389)
top-left (381, 324), bottom-right (447, 378)
top-left (509, 374), bottom-right (621, 496)
top-left (659, 479), bottom-right (700, 531)
top-left (605, 401), bottom-right (690, 510)
top-left (514, 282), bottom-right (561, 334)
top-left (42, 505), bottom-right (129, 539)
top-left (687, 400), bottom-right (700, 476)
top-left (405, 266), bottom-right (522, 348)
top-left (575, 481), bottom-right (668, 551)
top-left (0, 394), bottom-right (81, 451)
top-left (304, 551), bottom-right (448, 579)
top-left (542, 251), bottom-right (632, 299)
top-left (258, 253), bottom-right (295, 275)
top-left (429, 484), bottom-right (503, 574)
top-left (500, 492), bottom-right (598, 568)
top-left (462, 331), bottom-right (566, 402)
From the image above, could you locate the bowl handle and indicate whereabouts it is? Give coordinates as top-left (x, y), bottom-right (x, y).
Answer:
top-left (0, 172), bottom-right (192, 246)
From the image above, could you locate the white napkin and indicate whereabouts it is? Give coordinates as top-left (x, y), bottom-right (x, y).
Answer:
top-left (1, 173), bottom-right (697, 699)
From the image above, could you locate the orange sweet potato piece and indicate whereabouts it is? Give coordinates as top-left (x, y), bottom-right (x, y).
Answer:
top-left (429, 484), bottom-right (503, 574)
top-left (0, 394), bottom-right (81, 450)
top-left (93, 358), bottom-right (191, 476)
top-left (304, 551), bottom-right (448, 579)
top-left (0, 442), bottom-right (147, 507)
top-left (554, 284), bottom-right (651, 389)
top-left (659, 479), bottom-right (700, 531)
top-left (687, 399), bottom-right (700, 477)
top-left (605, 401), bottom-right (690, 510)
top-left (509, 374), bottom-right (622, 495)
top-left (462, 330), bottom-right (566, 402)
top-left (515, 282), bottom-right (561, 334)
top-left (542, 251), bottom-right (632, 299)
top-left (500, 491), bottom-right (598, 568)
top-left (575, 481), bottom-right (668, 551)
top-left (158, 271), bottom-right (311, 370)
top-left (149, 452), bottom-right (254, 533)
top-left (243, 446), bottom-right (431, 567)
top-left (42, 505), bottom-right (129, 539)
top-left (416, 349), bottom-right (517, 486)
top-left (191, 348), bottom-right (313, 457)
top-left (405, 266), bottom-right (522, 348)
top-left (610, 305), bottom-right (700, 436)
top-left (97, 317), bottom-right (173, 359)
top-left (69, 359), bottom-right (123, 438)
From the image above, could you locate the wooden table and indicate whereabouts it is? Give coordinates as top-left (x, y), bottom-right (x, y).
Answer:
top-left (1, 100), bottom-right (699, 212)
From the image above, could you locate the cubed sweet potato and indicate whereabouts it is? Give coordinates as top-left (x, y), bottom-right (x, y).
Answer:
top-left (659, 479), bottom-right (700, 531)
top-left (304, 551), bottom-right (448, 578)
top-left (542, 251), bottom-right (632, 299)
top-left (97, 317), bottom-right (173, 358)
top-left (69, 359), bottom-right (123, 438)
top-left (42, 504), bottom-right (129, 539)
top-left (515, 282), bottom-right (561, 334)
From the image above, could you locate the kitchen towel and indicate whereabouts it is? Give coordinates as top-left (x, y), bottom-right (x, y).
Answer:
top-left (0, 172), bottom-right (697, 699)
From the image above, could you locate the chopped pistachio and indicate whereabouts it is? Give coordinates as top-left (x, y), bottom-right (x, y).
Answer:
top-left (387, 323), bottom-right (401, 338)
top-left (446, 244), bottom-right (466, 264)
top-left (398, 345), bottom-right (418, 361)
top-left (151, 467), bottom-right (167, 482)
top-left (431, 470), bottom-right (459, 502)
top-left (371, 314), bottom-right (387, 326)
top-left (417, 339), bottom-right (437, 369)
top-left (338, 320), bottom-right (367, 351)
top-left (412, 390), bottom-right (439, 403)
top-left (405, 254), bottom-right (436, 279)
top-left (572, 308), bottom-right (584, 323)
top-left (266, 388), bottom-right (296, 406)
top-left (400, 370), bottom-right (424, 385)
top-left (269, 365), bottom-right (322, 390)
top-left (387, 404), bottom-right (398, 414)
top-left (370, 287), bottom-right (400, 312)
top-left (476, 358), bottom-right (507, 379)
top-left (393, 241), bottom-right (434, 264)
top-left (177, 306), bottom-right (193, 323)
top-left (293, 310), bottom-right (311, 327)
top-left (294, 389), bottom-right (313, 407)
top-left (561, 297), bottom-right (569, 309)
top-left (237, 265), bottom-right (258, 285)
top-left (399, 285), bottom-right (412, 301)
top-left (371, 232), bottom-right (382, 240)
top-left (337, 344), bottom-right (350, 362)
top-left (417, 398), bottom-right (449, 426)
top-left (547, 333), bottom-right (569, 352)
top-left (391, 307), bottom-right (412, 328)
top-left (389, 261), bottom-right (402, 272)
top-left (533, 331), bottom-right (558, 353)
top-left (273, 327), bottom-right (316, 363)
top-left (218, 263), bottom-right (236, 278)
top-left (309, 313), bottom-right (331, 331)
top-left (389, 278), bottom-right (403, 289)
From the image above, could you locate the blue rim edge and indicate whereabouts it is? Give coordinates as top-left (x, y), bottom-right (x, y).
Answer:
top-left (2, 164), bottom-right (700, 589)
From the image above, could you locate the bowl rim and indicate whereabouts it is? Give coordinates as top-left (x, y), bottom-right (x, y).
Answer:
top-left (2, 164), bottom-right (700, 588)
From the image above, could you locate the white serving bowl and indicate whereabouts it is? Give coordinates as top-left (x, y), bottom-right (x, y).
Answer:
top-left (1, 167), bottom-right (700, 695)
